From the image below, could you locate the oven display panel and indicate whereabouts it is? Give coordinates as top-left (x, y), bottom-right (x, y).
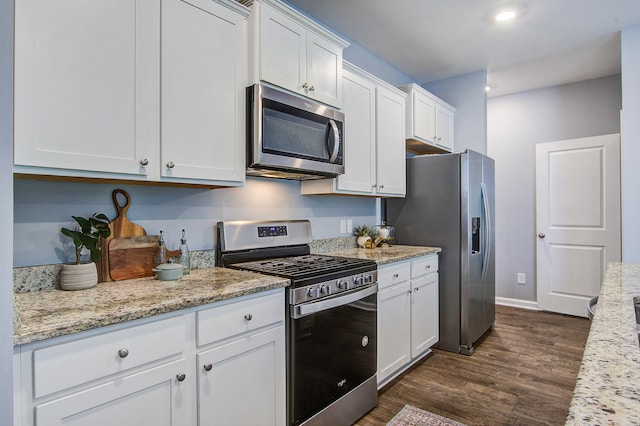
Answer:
top-left (257, 225), bottom-right (288, 237)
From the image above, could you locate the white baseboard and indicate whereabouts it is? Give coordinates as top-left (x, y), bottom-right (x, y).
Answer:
top-left (496, 297), bottom-right (539, 311)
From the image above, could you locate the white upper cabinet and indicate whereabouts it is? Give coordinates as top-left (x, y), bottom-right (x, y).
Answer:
top-left (301, 62), bottom-right (406, 197)
top-left (14, 0), bottom-right (157, 177)
top-left (160, 0), bottom-right (246, 184)
top-left (14, 0), bottom-right (247, 187)
top-left (249, 0), bottom-right (348, 108)
top-left (398, 83), bottom-right (455, 154)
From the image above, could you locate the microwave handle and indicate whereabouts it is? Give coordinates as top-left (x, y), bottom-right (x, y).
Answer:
top-left (328, 119), bottom-right (340, 163)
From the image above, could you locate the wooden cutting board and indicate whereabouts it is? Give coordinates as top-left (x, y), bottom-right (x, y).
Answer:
top-left (99, 189), bottom-right (148, 282)
top-left (108, 236), bottom-right (180, 281)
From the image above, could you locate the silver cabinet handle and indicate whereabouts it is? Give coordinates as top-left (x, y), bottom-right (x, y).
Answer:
top-left (176, 373), bottom-right (186, 382)
top-left (244, 313), bottom-right (253, 321)
top-left (538, 233), bottom-right (546, 238)
top-left (166, 161), bottom-right (175, 169)
top-left (203, 363), bottom-right (213, 372)
top-left (139, 158), bottom-right (149, 166)
top-left (118, 348), bottom-right (129, 359)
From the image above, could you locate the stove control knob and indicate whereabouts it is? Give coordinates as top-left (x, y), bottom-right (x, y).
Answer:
top-left (337, 280), bottom-right (349, 290)
top-left (353, 275), bottom-right (364, 286)
top-left (320, 285), bottom-right (331, 295)
top-left (364, 274), bottom-right (374, 284)
top-left (306, 287), bottom-right (317, 298)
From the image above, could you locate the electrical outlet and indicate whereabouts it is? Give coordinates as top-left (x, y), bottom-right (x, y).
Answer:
top-left (517, 273), bottom-right (526, 284)
top-left (347, 219), bottom-right (353, 233)
top-left (340, 219), bottom-right (347, 233)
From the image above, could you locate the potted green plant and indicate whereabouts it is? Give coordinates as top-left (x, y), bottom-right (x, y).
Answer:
top-left (353, 224), bottom-right (372, 248)
top-left (59, 213), bottom-right (111, 290)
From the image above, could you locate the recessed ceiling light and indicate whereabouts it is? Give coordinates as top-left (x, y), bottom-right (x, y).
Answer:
top-left (495, 9), bottom-right (516, 22)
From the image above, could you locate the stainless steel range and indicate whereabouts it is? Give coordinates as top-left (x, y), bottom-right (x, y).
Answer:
top-left (216, 220), bottom-right (378, 426)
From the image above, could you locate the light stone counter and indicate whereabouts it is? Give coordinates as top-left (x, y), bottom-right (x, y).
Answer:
top-left (566, 262), bottom-right (640, 425)
top-left (325, 244), bottom-right (441, 265)
top-left (14, 267), bottom-right (288, 346)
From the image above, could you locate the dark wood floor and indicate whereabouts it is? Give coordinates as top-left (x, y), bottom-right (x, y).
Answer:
top-left (356, 305), bottom-right (591, 426)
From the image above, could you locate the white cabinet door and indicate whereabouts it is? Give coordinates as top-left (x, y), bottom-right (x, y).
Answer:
top-left (305, 31), bottom-right (342, 107)
top-left (410, 272), bottom-right (439, 357)
top-left (412, 91), bottom-right (436, 144)
top-left (375, 85), bottom-right (406, 197)
top-left (161, 0), bottom-right (245, 184)
top-left (35, 359), bottom-right (190, 426)
top-left (258, 3), bottom-right (306, 94)
top-left (378, 281), bottom-right (411, 384)
top-left (435, 104), bottom-right (454, 152)
top-left (197, 326), bottom-right (286, 426)
top-left (335, 67), bottom-right (376, 194)
top-left (14, 0), bottom-right (157, 176)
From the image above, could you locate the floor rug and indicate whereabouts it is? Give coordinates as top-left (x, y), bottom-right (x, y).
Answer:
top-left (386, 404), bottom-right (466, 426)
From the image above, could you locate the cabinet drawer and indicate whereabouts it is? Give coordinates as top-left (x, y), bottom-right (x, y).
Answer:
top-left (197, 290), bottom-right (284, 347)
top-left (33, 315), bottom-right (186, 398)
top-left (411, 255), bottom-right (438, 278)
top-left (378, 261), bottom-right (410, 290)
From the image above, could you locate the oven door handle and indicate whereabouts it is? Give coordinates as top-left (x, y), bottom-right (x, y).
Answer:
top-left (292, 284), bottom-right (378, 319)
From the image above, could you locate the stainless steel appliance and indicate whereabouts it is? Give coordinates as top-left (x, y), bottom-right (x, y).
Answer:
top-left (216, 220), bottom-right (378, 426)
top-left (247, 84), bottom-right (345, 180)
top-left (387, 150), bottom-right (495, 355)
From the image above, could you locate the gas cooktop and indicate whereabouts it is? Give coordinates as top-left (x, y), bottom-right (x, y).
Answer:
top-left (231, 254), bottom-right (376, 283)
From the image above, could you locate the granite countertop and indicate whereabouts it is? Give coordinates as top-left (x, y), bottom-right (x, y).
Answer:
top-left (13, 268), bottom-right (288, 346)
top-left (13, 244), bottom-right (439, 347)
top-left (325, 244), bottom-right (441, 265)
top-left (566, 262), bottom-right (640, 425)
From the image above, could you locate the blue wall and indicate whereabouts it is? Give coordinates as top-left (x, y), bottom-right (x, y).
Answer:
top-left (14, 177), bottom-right (376, 267)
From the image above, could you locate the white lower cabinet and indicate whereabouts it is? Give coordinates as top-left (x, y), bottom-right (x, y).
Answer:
top-left (197, 327), bottom-right (285, 425)
top-left (14, 289), bottom-right (285, 426)
top-left (34, 358), bottom-right (189, 426)
top-left (377, 255), bottom-right (439, 386)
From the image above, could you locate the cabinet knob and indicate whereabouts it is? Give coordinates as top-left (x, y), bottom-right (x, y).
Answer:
top-left (176, 373), bottom-right (186, 382)
top-left (203, 363), bottom-right (213, 372)
top-left (244, 313), bottom-right (253, 321)
top-left (538, 233), bottom-right (546, 238)
top-left (309, 85), bottom-right (315, 92)
top-left (302, 82), bottom-right (308, 89)
top-left (139, 158), bottom-right (149, 166)
top-left (372, 184), bottom-right (377, 189)
top-left (393, 273), bottom-right (399, 278)
top-left (118, 348), bottom-right (129, 359)
top-left (426, 265), bottom-right (431, 269)
top-left (166, 161), bottom-right (175, 169)
top-left (379, 184), bottom-right (384, 189)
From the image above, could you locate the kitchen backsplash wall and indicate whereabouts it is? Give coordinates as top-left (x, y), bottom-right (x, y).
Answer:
top-left (13, 177), bottom-right (376, 267)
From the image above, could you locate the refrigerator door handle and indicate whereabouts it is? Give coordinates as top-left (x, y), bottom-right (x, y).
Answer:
top-left (481, 182), bottom-right (491, 280)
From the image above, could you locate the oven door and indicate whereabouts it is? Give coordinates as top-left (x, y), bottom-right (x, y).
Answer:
top-left (288, 284), bottom-right (377, 426)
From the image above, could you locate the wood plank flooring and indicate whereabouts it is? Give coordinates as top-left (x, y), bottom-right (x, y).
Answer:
top-left (356, 305), bottom-right (591, 426)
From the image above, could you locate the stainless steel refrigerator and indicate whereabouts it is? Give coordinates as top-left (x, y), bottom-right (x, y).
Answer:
top-left (387, 149), bottom-right (495, 355)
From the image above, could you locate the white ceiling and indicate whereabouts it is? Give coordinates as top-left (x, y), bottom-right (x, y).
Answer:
top-left (285, 0), bottom-right (640, 97)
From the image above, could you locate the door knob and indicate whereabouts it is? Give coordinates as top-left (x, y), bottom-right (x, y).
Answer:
top-left (538, 233), bottom-right (546, 238)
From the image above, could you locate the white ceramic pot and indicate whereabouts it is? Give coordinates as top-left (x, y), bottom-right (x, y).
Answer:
top-left (59, 262), bottom-right (98, 291)
top-left (357, 235), bottom-right (371, 248)
top-left (152, 263), bottom-right (184, 281)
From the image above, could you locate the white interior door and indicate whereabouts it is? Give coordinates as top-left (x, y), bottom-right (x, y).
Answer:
top-left (536, 134), bottom-right (621, 317)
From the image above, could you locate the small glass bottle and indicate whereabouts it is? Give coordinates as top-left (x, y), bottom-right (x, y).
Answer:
top-left (154, 230), bottom-right (167, 266)
top-left (178, 229), bottom-right (191, 275)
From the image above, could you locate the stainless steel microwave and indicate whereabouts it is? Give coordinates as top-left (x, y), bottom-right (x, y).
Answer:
top-left (247, 84), bottom-right (345, 180)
